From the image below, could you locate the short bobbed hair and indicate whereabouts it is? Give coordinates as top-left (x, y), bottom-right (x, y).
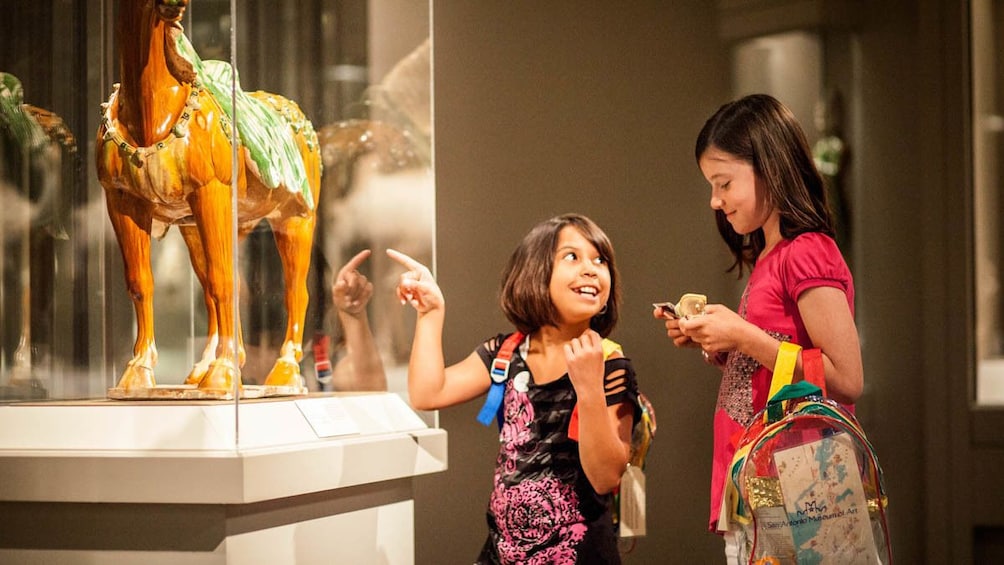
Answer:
top-left (499, 214), bottom-right (620, 337)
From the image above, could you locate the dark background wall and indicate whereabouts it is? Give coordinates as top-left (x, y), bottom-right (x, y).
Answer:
top-left (420, 1), bottom-right (998, 564)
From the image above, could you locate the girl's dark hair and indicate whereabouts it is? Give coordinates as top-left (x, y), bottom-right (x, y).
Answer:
top-left (500, 213), bottom-right (620, 337)
top-left (695, 93), bottom-right (834, 275)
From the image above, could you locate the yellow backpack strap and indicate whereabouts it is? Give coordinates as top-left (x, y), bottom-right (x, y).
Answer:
top-left (763, 341), bottom-right (802, 424)
top-left (768, 341), bottom-right (801, 400)
top-left (602, 338), bottom-right (622, 359)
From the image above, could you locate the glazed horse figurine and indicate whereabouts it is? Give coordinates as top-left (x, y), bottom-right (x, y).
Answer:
top-left (96, 0), bottom-right (322, 394)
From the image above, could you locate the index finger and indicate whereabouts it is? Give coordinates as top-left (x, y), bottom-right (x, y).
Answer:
top-left (386, 248), bottom-right (427, 272)
top-left (338, 249), bottom-right (372, 279)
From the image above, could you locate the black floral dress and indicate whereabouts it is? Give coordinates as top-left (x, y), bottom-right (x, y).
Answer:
top-left (474, 333), bottom-right (638, 565)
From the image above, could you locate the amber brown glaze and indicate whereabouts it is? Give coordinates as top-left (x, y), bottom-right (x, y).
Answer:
top-left (95, 0), bottom-right (321, 393)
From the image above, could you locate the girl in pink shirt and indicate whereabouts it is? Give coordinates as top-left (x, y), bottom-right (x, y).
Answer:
top-left (655, 94), bottom-right (863, 563)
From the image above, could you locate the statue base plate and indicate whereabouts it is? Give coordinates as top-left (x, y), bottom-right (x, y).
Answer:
top-left (106, 383), bottom-right (307, 400)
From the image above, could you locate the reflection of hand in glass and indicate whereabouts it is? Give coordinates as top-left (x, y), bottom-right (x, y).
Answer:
top-left (333, 249), bottom-right (376, 315)
top-left (330, 249), bottom-right (387, 391)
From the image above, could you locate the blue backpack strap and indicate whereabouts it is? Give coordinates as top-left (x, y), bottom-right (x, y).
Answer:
top-left (476, 332), bottom-right (524, 427)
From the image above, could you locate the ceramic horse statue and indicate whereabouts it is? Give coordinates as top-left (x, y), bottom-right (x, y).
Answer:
top-left (96, 0), bottom-right (322, 395)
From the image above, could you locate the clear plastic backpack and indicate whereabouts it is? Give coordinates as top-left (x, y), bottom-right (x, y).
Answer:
top-left (721, 343), bottom-right (892, 564)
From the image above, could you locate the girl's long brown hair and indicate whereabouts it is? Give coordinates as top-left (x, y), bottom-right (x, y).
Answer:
top-left (695, 94), bottom-right (834, 275)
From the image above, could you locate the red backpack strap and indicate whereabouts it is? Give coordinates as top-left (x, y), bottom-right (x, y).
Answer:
top-left (801, 347), bottom-right (826, 397)
top-left (476, 332), bottom-right (524, 427)
top-left (568, 406), bottom-right (581, 441)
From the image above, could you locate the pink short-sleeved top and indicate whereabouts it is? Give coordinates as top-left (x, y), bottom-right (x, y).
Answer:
top-left (708, 231), bottom-right (854, 531)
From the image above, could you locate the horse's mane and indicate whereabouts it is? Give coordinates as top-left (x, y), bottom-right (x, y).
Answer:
top-left (164, 25), bottom-right (197, 85)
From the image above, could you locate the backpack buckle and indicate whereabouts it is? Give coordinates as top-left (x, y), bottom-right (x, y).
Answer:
top-left (490, 358), bottom-right (510, 383)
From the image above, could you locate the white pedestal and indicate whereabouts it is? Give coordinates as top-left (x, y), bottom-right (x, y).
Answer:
top-left (0, 393), bottom-right (447, 564)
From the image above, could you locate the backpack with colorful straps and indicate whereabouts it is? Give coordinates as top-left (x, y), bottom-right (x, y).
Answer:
top-left (477, 332), bottom-right (656, 538)
top-left (720, 342), bottom-right (891, 564)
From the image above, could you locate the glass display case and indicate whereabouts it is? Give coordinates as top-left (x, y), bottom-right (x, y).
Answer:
top-left (0, 1), bottom-right (442, 562)
top-left (973, 0), bottom-right (1004, 406)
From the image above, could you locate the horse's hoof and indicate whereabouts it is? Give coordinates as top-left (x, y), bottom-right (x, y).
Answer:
top-left (197, 358), bottom-right (240, 392)
top-left (117, 361), bottom-right (156, 390)
top-left (263, 358), bottom-right (302, 388)
top-left (184, 364), bottom-right (208, 385)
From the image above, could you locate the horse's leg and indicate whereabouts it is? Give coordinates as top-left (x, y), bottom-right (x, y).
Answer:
top-left (179, 224), bottom-right (250, 386)
top-left (186, 178), bottom-right (241, 392)
top-left (178, 225), bottom-right (218, 385)
top-left (262, 212), bottom-right (316, 388)
top-left (104, 189), bottom-right (157, 389)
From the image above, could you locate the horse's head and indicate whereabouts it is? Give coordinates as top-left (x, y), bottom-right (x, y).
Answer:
top-left (112, 0), bottom-right (196, 142)
top-left (155, 0), bottom-right (189, 26)
top-left (121, 0), bottom-right (196, 85)
top-left (118, 1), bottom-right (188, 37)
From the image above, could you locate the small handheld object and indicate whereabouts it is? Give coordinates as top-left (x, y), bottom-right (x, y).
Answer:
top-left (653, 293), bottom-right (707, 318)
top-left (652, 302), bottom-right (678, 318)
